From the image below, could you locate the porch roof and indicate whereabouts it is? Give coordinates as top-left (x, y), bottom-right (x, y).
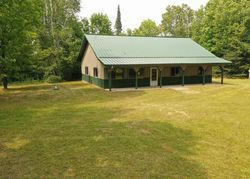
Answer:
top-left (78, 34), bottom-right (231, 65)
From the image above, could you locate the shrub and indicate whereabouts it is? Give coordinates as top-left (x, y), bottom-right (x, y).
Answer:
top-left (46, 75), bottom-right (62, 83)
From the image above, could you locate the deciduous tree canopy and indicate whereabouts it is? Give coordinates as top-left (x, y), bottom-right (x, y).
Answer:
top-left (192, 0), bottom-right (250, 76)
top-left (133, 19), bottom-right (160, 36)
top-left (90, 13), bottom-right (112, 35)
top-left (0, 0), bottom-right (249, 82)
top-left (0, 0), bottom-right (83, 81)
top-left (161, 4), bottom-right (194, 37)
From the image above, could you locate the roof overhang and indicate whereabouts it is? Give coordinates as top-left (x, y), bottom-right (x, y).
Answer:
top-left (99, 57), bottom-right (232, 66)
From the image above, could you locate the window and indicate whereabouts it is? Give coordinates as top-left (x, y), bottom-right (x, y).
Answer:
top-left (114, 68), bottom-right (124, 79)
top-left (129, 68), bottom-right (136, 78)
top-left (111, 71), bottom-right (116, 79)
top-left (171, 67), bottom-right (180, 76)
top-left (198, 67), bottom-right (203, 75)
top-left (85, 67), bottom-right (89, 75)
top-left (93, 67), bottom-right (98, 77)
top-left (138, 68), bottom-right (144, 77)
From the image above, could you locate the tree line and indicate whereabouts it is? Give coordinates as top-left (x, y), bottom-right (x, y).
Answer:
top-left (0, 0), bottom-right (249, 83)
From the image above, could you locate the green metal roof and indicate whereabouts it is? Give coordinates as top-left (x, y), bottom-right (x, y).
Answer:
top-left (79, 34), bottom-right (231, 65)
top-left (100, 57), bottom-right (230, 65)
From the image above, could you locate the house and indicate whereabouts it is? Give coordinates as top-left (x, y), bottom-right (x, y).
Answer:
top-left (78, 35), bottom-right (231, 90)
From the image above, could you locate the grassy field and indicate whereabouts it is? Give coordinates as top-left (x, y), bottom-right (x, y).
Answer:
top-left (1, 79), bottom-right (250, 178)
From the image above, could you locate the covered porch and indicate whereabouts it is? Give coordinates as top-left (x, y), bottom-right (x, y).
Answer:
top-left (105, 65), bottom-right (225, 91)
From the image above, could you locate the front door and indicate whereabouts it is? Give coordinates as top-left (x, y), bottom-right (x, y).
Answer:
top-left (150, 67), bottom-right (158, 86)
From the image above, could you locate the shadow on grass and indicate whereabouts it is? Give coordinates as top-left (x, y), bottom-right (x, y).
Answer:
top-left (212, 79), bottom-right (237, 86)
top-left (0, 82), bottom-right (146, 107)
top-left (2, 82), bottom-right (85, 92)
top-left (6, 84), bottom-right (53, 91)
top-left (93, 119), bottom-right (206, 178)
top-left (212, 82), bottom-right (236, 86)
top-left (1, 105), bottom-right (206, 178)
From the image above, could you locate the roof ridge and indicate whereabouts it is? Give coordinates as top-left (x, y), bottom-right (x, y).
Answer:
top-left (85, 34), bottom-right (191, 39)
top-left (100, 56), bottom-right (217, 58)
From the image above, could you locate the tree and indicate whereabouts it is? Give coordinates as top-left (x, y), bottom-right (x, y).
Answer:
top-left (191, 6), bottom-right (205, 43)
top-left (90, 13), bottom-right (112, 35)
top-left (39, 0), bottom-right (83, 81)
top-left (161, 4), bottom-right (194, 37)
top-left (0, 0), bottom-right (84, 82)
top-left (133, 19), bottom-right (160, 36)
top-left (0, 0), bottom-right (42, 81)
top-left (114, 5), bottom-right (122, 35)
top-left (192, 0), bottom-right (250, 76)
top-left (82, 17), bottom-right (90, 34)
top-left (126, 29), bottom-right (133, 36)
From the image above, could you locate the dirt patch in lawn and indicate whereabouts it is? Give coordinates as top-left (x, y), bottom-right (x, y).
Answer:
top-left (0, 152), bottom-right (7, 159)
top-left (4, 138), bottom-right (29, 150)
top-left (171, 87), bottom-right (200, 94)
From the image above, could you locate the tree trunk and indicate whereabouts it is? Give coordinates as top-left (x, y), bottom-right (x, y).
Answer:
top-left (48, 0), bottom-right (55, 46)
top-left (2, 76), bottom-right (7, 89)
top-left (1, 46), bottom-right (5, 58)
top-left (44, 0), bottom-right (48, 31)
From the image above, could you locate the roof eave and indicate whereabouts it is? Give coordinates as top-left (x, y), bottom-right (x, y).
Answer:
top-left (103, 62), bottom-right (232, 66)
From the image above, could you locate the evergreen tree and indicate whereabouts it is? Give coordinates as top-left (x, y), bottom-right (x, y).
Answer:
top-left (114, 5), bottom-right (122, 35)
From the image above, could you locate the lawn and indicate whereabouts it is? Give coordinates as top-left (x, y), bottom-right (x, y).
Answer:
top-left (0, 79), bottom-right (250, 178)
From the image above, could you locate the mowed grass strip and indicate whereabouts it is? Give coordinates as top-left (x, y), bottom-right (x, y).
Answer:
top-left (0, 79), bottom-right (250, 178)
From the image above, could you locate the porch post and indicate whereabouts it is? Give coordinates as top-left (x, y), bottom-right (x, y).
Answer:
top-left (160, 70), bottom-right (162, 88)
top-left (202, 66), bottom-right (207, 85)
top-left (202, 69), bottom-right (205, 85)
top-left (181, 66), bottom-right (186, 86)
top-left (135, 71), bottom-right (138, 89)
top-left (220, 66), bottom-right (224, 84)
top-left (158, 66), bottom-right (164, 88)
top-left (108, 67), bottom-right (113, 91)
top-left (182, 69), bottom-right (185, 86)
top-left (134, 67), bottom-right (140, 89)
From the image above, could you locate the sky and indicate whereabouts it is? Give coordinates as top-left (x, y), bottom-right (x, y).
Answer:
top-left (79, 0), bottom-right (209, 31)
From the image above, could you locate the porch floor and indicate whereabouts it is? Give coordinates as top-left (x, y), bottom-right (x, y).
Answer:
top-left (105, 82), bottom-right (222, 92)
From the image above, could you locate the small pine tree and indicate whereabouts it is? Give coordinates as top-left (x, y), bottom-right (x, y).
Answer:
top-left (114, 5), bottom-right (122, 35)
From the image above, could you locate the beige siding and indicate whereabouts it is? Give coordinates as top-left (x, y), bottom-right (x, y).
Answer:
top-left (162, 65), bottom-right (212, 77)
top-left (81, 44), bottom-right (105, 79)
top-left (111, 65), bottom-right (212, 79)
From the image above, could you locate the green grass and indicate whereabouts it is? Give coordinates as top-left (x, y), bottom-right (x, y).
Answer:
top-left (1, 79), bottom-right (250, 178)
